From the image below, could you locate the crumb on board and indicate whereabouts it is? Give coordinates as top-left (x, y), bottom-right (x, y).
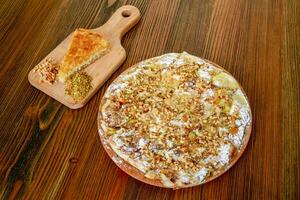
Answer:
top-left (65, 71), bottom-right (92, 102)
top-left (33, 58), bottom-right (60, 84)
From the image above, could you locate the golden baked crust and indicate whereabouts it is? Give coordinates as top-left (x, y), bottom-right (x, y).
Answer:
top-left (58, 28), bottom-right (109, 82)
top-left (99, 52), bottom-right (252, 188)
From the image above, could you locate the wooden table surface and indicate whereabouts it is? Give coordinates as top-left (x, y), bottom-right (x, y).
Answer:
top-left (0, 0), bottom-right (299, 199)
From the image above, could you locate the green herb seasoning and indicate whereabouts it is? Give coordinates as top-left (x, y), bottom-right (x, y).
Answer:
top-left (65, 71), bottom-right (92, 102)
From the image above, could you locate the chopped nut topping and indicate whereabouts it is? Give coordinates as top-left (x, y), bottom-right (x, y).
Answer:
top-left (65, 71), bottom-right (92, 102)
top-left (33, 58), bottom-right (60, 84)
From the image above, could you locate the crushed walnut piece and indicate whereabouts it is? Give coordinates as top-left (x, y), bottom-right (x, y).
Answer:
top-left (33, 58), bottom-right (60, 84)
top-left (100, 52), bottom-right (251, 188)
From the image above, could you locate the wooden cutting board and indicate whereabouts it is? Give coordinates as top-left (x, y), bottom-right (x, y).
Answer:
top-left (28, 5), bottom-right (141, 109)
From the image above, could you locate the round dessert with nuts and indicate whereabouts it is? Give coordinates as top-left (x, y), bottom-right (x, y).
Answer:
top-left (98, 52), bottom-right (252, 188)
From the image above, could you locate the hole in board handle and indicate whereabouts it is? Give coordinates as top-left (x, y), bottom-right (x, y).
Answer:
top-left (122, 10), bottom-right (131, 17)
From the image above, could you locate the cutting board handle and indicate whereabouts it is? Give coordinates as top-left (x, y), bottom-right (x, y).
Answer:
top-left (97, 5), bottom-right (141, 38)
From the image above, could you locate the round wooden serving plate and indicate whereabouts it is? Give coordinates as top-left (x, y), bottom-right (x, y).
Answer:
top-left (97, 54), bottom-right (252, 189)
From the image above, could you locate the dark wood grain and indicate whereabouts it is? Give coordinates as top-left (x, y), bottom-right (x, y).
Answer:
top-left (0, 0), bottom-right (299, 199)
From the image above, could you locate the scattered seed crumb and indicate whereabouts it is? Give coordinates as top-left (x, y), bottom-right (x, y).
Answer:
top-left (65, 71), bottom-right (92, 102)
top-left (33, 58), bottom-right (60, 84)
